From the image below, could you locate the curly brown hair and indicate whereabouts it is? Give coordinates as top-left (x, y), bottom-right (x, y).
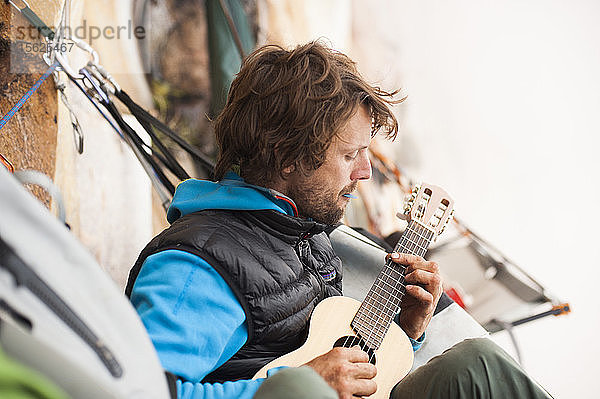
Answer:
top-left (213, 41), bottom-right (402, 184)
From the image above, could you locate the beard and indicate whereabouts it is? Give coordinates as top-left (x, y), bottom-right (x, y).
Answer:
top-left (287, 180), bottom-right (358, 225)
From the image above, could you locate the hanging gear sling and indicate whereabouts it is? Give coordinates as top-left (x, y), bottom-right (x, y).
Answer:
top-left (6, 0), bottom-right (220, 212)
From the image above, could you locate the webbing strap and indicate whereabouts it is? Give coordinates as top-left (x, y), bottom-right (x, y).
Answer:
top-left (117, 92), bottom-right (190, 181)
top-left (0, 62), bottom-right (58, 131)
top-left (115, 90), bottom-right (216, 177)
top-left (102, 100), bottom-right (176, 194)
top-left (19, 6), bottom-right (55, 40)
top-left (9, 1), bottom-right (55, 40)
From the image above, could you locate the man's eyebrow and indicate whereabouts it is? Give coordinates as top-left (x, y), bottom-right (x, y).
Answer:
top-left (341, 144), bottom-right (369, 152)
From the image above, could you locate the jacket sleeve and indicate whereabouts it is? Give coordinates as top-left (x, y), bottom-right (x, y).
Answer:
top-left (130, 249), bottom-right (264, 399)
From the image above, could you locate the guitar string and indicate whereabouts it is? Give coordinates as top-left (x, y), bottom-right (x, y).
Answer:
top-left (370, 224), bottom-right (431, 363)
top-left (358, 228), bottom-right (413, 354)
top-left (345, 222), bottom-right (433, 362)
top-left (362, 232), bottom-right (413, 362)
top-left (356, 224), bottom-right (413, 358)
top-left (359, 222), bottom-right (433, 365)
top-left (342, 227), bottom-right (421, 350)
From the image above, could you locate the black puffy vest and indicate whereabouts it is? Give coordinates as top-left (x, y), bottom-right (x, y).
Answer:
top-left (125, 209), bottom-right (343, 382)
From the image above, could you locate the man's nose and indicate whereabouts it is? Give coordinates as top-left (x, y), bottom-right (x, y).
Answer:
top-left (350, 153), bottom-right (371, 181)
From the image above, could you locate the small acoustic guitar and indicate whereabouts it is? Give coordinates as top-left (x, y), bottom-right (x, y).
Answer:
top-left (255, 183), bottom-right (455, 398)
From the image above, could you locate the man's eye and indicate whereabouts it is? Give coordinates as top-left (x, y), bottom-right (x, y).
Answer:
top-left (346, 152), bottom-right (358, 160)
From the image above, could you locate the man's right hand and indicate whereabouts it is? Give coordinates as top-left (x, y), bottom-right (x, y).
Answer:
top-left (304, 346), bottom-right (377, 399)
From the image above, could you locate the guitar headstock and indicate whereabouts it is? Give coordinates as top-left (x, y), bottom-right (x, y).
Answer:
top-left (398, 183), bottom-right (455, 238)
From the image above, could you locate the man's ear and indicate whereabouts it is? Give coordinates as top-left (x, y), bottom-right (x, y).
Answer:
top-left (282, 164), bottom-right (296, 176)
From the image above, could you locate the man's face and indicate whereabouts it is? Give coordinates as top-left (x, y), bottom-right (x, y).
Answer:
top-left (286, 106), bottom-right (373, 225)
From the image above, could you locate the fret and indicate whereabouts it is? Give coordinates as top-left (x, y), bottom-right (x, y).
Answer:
top-left (352, 219), bottom-right (436, 346)
top-left (361, 290), bottom-right (401, 317)
top-left (353, 312), bottom-right (386, 338)
top-left (401, 237), bottom-right (417, 254)
top-left (353, 314), bottom-right (385, 335)
top-left (381, 263), bottom-right (405, 279)
top-left (352, 317), bottom-right (387, 347)
top-left (376, 276), bottom-right (405, 294)
top-left (379, 276), bottom-right (404, 293)
top-left (400, 235), bottom-right (428, 255)
top-left (412, 224), bottom-right (434, 244)
top-left (361, 295), bottom-right (397, 321)
top-left (365, 291), bottom-right (402, 313)
top-left (412, 229), bottom-right (429, 249)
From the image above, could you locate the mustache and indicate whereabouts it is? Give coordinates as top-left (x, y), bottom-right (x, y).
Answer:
top-left (341, 181), bottom-right (358, 195)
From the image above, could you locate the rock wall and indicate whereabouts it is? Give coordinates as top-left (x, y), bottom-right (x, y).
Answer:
top-left (1, 1), bottom-right (153, 290)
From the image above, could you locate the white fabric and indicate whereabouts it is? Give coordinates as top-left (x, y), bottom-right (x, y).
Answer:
top-left (0, 167), bottom-right (170, 399)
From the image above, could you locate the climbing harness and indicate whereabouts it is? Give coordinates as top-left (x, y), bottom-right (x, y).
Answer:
top-left (55, 45), bottom-right (216, 210)
top-left (7, 0), bottom-right (215, 210)
top-left (6, 0), bottom-right (219, 212)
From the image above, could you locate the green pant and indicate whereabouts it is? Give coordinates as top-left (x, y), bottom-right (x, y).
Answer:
top-left (391, 338), bottom-right (552, 399)
top-left (254, 338), bottom-right (553, 399)
top-left (0, 346), bottom-right (69, 399)
top-left (253, 366), bottom-right (338, 399)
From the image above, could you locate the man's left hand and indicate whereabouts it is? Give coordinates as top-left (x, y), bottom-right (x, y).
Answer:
top-left (388, 252), bottom-right (443, 340)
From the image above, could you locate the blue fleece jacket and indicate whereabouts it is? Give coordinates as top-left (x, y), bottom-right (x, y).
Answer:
top-left (130, 173), bottom-right (424, 399)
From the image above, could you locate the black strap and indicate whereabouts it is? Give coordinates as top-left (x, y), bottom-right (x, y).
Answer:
top-left (20, 7), bottom-right (54, 39)
top-left (164, 371), bottom-right (179, 399)
top-left (119, 95), bottom-right (191, 182)
top-left (114, 90), bottom-right (216, 178)
top-left (101, 99), bottom-right (176, 194)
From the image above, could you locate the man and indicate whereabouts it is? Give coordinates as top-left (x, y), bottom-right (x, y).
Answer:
top-left (127, 42), bottom-right (552, 399)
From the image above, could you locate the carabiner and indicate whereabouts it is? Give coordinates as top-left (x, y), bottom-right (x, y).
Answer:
top-left (8, 0), bottom-right (30, 12)
top-left (48, 37), bottom-right (100, 80)
top-left (80, 67), bottom-right (110, 104)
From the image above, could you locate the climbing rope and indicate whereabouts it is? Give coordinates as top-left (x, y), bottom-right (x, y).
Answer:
top-left (0, 61), bottom-right (59, 130)
top-left (0, 153), bottom-right (15, 173)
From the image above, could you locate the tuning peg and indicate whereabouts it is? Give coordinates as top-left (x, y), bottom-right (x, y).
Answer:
top-left (449, 209), bottom-right (455, 221)
top-left (396, 212), bottom-right (408, 220)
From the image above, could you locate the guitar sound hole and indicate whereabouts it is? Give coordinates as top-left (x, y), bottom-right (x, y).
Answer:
top-left (333, 336), bottom-right (376, 365)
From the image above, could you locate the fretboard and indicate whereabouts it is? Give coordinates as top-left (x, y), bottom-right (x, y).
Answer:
top-left (350, 220), bottom-right (435, 349)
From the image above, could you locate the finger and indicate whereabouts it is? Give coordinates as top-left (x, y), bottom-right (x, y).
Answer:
top-left (351, 362), bottom-right (377, 379)
top-left (405, 269), bottom-right (442, 291)
top-left (352, 378), bottom-right (377, 397)
top-left (406, 260), bottom-right (439, 274)
top-left (387, 252), bottom-right (425, 265)
top-left (342, 346), bottom-right (370, 363)
top-left (405, 284), bottom-right (435, 305)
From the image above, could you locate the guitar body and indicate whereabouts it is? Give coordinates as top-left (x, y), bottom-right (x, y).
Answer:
top-left (255, 183), bottom-right (455, 399)
top-left (254, 296), bottom-right (414, 399)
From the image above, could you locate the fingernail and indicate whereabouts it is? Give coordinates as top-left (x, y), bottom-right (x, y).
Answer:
top-left (391, 252), bottom-right (400, 259)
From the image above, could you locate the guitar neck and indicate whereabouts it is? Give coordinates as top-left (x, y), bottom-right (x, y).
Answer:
top-left (351, 220), bottom-right (435, 349)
